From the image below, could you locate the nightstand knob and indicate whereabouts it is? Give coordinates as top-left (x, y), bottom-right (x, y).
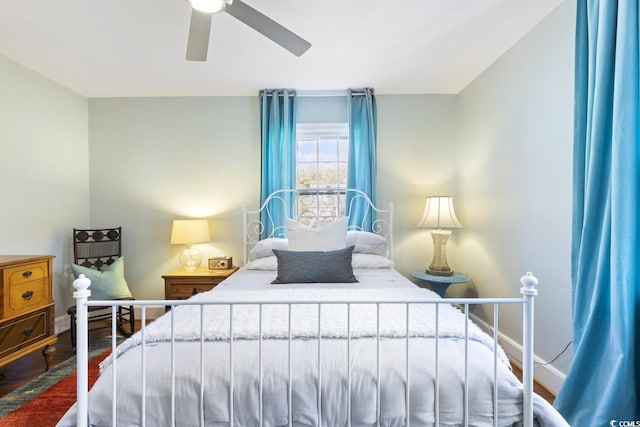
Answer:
top-left (191, 287), bottom-right (198, 296)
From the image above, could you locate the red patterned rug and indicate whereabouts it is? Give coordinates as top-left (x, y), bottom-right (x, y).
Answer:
top-left (0, 345), bottom-right (112, 427)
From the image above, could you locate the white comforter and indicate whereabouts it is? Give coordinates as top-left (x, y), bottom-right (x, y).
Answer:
top-left (58, 269), bottom-right (568, 427)
top-left (100, 286), bottom-right (509, 370)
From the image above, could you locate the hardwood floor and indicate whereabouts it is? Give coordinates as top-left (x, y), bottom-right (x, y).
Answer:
top-left (511, 362), bottom-right (556, 404)
top-left (1, 325), bottom-right (556, 405)
top-left (0, 323), bottom-right (116, 398)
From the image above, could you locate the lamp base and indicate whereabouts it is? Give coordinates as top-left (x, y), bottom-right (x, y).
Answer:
top-left (179, 245), bottom-right (203, 272)
top-left (426, 266), bottom-right (454, 276)
top-left (427, 229), bottom-right (454, 277)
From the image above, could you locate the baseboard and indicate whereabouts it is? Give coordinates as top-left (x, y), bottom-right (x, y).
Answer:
top-left (54, 306), bottom-right (164, 334)
top-left (469, 313), bottom-right (566, 394)
top-left (55, 315), bottom-right (70, 335)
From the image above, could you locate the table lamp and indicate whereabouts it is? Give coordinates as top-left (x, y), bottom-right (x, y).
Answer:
top-left (170, 219), bottom-right (211, 272)
top-left (416, 196), bottom-right (462, 276)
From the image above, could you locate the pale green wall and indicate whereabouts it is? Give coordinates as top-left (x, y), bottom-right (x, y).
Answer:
top-left (456, 0), bottom-right (575, 373)
top-left (376, 95), bottom-right (458, 274)
top-left (88, 97), bottom-right (260, 299)
top-left (86, 95), bottom-right (457, 298)
top-left (0, 55), bottom-right (89, 318)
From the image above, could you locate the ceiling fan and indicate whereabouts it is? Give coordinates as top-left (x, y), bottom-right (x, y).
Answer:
top-left (185, 0), bottom-right (312, 61)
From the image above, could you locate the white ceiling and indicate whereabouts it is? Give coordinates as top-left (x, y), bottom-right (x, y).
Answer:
top-left (0, 0), bottom-right (565, 98)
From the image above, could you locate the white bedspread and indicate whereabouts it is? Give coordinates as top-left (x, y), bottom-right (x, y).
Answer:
top-left (101, 285), bottom-right (508, 371)
top-left (58, 268), bottom-right (569, 427)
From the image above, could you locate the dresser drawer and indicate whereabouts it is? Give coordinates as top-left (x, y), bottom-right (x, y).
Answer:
top-left (4, 261), bottom-right (49, 285)
top-left (0, 309), bottom-right (47, 357)
top-left (3, 261), bottom-right (51, 318)
top-left (6, 277), bottom-right (48, 317)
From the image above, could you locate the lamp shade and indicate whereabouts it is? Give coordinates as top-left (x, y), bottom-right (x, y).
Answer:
top-left (170, 219), bottom-right (211, 245)
top-left (416, 196), bottom-right (462, 229)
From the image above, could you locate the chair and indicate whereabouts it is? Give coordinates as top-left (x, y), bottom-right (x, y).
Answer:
top-left (67, 227), bottom-right (135, 348)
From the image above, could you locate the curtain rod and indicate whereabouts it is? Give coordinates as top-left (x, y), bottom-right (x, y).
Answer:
top-left (260, 90), bottom-right (368, 97)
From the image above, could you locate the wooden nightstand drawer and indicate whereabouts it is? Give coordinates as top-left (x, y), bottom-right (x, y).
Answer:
top-left (167, 283), bottom-right (221, 300)
top-left (163, 267), bottom-right (238, 304)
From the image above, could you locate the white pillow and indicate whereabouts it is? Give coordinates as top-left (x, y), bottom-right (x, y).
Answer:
top-left (245, 256), bottom-right (278, 270)
top-left (346, 231), bottom-right (388, 255)
top-left (249, 238), bottom-right (289, 261)
top-left (287, 217), bottom-right (348, 251)
top-left (351, 253), bottom-right (395, 269)
top-left (246, 253), bottom-right (394, 271)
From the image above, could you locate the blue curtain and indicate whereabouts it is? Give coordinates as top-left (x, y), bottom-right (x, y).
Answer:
top-left (554, 1), bottom-right (640, 424)
top-left (346, 88), bottom-right (377, 231)
top-left (259, 89), bottom-right (296, 238)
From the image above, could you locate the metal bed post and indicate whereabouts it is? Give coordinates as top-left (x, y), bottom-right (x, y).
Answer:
top-left (73, 274), bottom-right (91, 427)
top-left (520, 272), bottom-right (538, 427)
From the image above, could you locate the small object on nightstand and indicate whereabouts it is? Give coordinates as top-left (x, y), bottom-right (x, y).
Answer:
top-left (208, 256), bottom-right (232, 270)
top-left (411, 270), bottom-right (470, 297)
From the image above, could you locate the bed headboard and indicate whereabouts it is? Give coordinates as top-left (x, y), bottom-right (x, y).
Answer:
top-left (242, 189), bottom-right (394, 264)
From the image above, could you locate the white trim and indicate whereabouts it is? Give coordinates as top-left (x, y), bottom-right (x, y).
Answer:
top-left (297, 90), bottom-right (348, 97)
top-left (470, 313), bottom-right (566, 394)
top-left (296, 122), bottom-right (348, 137)
top-left (55, 314), bottom-right (71, 334)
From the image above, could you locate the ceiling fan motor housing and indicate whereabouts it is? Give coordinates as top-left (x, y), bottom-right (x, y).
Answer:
top-left (187, 0), bottom-right (233, 14)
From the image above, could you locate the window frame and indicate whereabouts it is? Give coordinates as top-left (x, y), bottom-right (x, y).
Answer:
top-left (295, 122), bottom-right (349, 225)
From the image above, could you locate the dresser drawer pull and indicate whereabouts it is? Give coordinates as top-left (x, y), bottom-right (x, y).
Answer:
top-left (191, 287), bottom-right (198, 296)
top-left (22, 270), bottom-right (33, 278)
top-left (22, 290), bottom-right (34, 300)
top-left (23, 326), bottom-right (35, 336)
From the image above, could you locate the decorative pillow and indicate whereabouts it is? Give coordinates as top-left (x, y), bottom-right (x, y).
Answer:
top-left (245, 256), bottom-right (278, 270)
top-left (271, 246), bottom-right (358, 284)
top-left (351, 253), bottom-right (395, 269)
top-left (249, 238), bottom-right (289, 261)
top-left (346, 231), bottom-right (388, 255)
top-left (287, 217), bottom-right (348, 251)
top-left (71, 257), bottom-right (132, 300)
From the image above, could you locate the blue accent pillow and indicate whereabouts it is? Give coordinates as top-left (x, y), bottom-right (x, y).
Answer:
top-left (271, 246), bottom-right (358, 284)
top-left (71, 256), bottom-right (133, 300)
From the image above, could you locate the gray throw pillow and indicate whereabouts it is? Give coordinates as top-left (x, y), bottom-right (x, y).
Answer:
top-left (271, 246), bottom-right (358, 284)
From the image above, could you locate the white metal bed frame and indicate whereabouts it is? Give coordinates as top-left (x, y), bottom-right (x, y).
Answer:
top-left (242, 188), bottom-right (394, 264)
top-left (70, 190), bottom-right (538, 427)
top-left (72, 276), bottom-right (538, 427)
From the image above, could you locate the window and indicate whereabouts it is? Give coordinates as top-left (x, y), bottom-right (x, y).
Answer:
top-left (295, 122), bottom-right (349, 226)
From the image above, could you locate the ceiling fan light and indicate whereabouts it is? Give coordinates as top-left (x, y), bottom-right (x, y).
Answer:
top-left (188, 0), bottom-right (227, 14)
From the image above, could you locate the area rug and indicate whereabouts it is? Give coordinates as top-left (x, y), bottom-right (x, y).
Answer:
top-left (0, 338), bottom-right (119, 427)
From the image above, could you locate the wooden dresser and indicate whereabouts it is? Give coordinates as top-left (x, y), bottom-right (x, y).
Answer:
top-left (0, 255), bottom-right (57, 370)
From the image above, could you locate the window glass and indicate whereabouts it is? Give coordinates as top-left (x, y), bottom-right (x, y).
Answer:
top-left (295, 123), bottom-right (349, 223)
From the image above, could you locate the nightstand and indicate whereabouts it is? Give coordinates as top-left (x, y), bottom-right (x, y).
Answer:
top-left (410, 271), bottom-right (471, 297)
top-left (163, 267), bottom-right (238, 306)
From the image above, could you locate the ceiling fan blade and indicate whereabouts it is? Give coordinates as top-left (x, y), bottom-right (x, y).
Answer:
top-left (186, 9), bottom-right (213, 61)
top-left (225, 0), bottom-right (311, 57)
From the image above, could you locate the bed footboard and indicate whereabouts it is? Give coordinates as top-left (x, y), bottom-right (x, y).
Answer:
top-left (70, 273), bottom-right (540, 427)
